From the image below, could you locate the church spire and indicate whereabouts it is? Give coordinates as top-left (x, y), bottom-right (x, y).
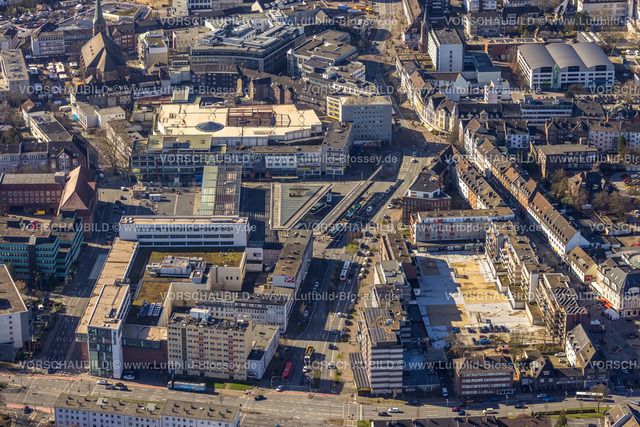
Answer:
top-left (93, 0), bottom-right (106, 36)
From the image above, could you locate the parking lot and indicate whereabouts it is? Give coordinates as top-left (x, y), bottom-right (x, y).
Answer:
top-left (416, 252), bottom-right (544, 348)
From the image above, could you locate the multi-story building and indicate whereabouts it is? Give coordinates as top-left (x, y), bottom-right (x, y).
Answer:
top-left (0, 265), bottom-right (29, 360)
top-left (403, 171), bottom-right (451, 221)
top-left (463, 12), bottom-right (501, 38)
top-left (138, 31), bottom-right (169, 69)
top-left (427, 28), bottom-right (464, 73)
top-left (271, 230), bottom-right (313, 291)
top-left (453, 355), bottom-right (517, 396)
top-left (0, 27), bottom-right (19, 51)
top-left (321, 121), bottom-right (354, 176)
top-left (86, 281), bottom-right (131, 379)
top-left (118, 216), bottom-right (250, 247)
top-left (464, 0), bottom-right (497, 11)
top-left (411, 208), bottom-right (515, 243)
top-left (380, 233), bottom-right (418, 280)
top-left (594, 257), bottom-right (640, 318)
top-left (186, 0), bottom-right (242, 11)
top-left (0, 213), bottom-right (83, 282)
top-left (567, 246), bottom-right (598, 284)
top-left (527, 192), bottom-right (588, 255)
top-left (0, 173), bottom-right (65, 214)
top-left (30, 26), bottom-right (93, 58)
top-left (171, 26), bottom-right (210, 52)
top-left (588, 121), bottom-right (640, 152)
top-left (54, 395), bottom-right (241, 427)
top-left (564, 324), bottom-right (609, 389)
top-left (517, 43), bottom-right (614, 90)
top-left (30, 113), bottom-right (72, 144)
top-left (190, 23), bottom-right (303, 73)
top-left (576, 0), bottom-right (628, 20)
top-left (516, 95), bottom-right (573, 125)
top-left (287, 30), bottom-right (358, 77)
top-left (328, 95), bottom-right (393, 143)
top-left (0, 49), bottom-right (29, 99)
top-left (168, 311), bottom-right (251, 380)
top-left (533, 144), bottom-right (598, 178)
top-left (535, 273), bottom-right (587, 343)
top-left (359, 306), bottom-right (405, 394)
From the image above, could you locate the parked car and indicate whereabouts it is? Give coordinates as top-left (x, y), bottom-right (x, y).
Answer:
top-left (543, 397), bottom-right (554, 402)
top-left (115, 382), bottom-right (124, 387)
top-left (97, 380), bottom-right (109, 385)
top-left (554, 352), bottom-right (565, 357)
top-left (536, 393), bottom-right (547, 399)
top-left (487, 397), bottom-right (499, 402)
top-left (451, 406), bottom-right (460, 412)
top-left (378, 411), bottom-right (388, 416)
top-left (458, 410), bottom-right (466, 416)
top-left (254, 395), bottom-right (266, 401)
top-left (514, 402), bottom-right (525, 409)
top-left (276, 385), bottom-right (284, 392)
top-left (106, 384), bottom-right (115, 390)
top-left (388, 408), bottom-right (400, 413)
top-left (119, 385), bottom-right (129, 391)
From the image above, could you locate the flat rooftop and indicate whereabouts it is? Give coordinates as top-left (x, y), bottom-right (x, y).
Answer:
top-left (0, 173), bottom-right (60, 185)
top-left (272, 230), bottom-right (313, 277)
top-left (87, 282), bottom-right (129, 330)
top-left (169, 313), bottom-right (250, 331)
top-left (156, 103), bottom-right (321, 138)
top-left (54, 395), bottom-right (164, 418)
top-left (0, 264), bottom-right (26, 315)
top-left (162, 400), bottom-right (239, 423)
top-left (77, 239), bottom-right (138, 336)
top-left (122, 324), bottom-right (167, 342)
top-left (120, 216), bottom-right (248, 226)
top-left (149, 249), bottom-right (244, 267)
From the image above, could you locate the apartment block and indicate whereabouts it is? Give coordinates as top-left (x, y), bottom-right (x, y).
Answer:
top-left (454, 355), bottom-right (517, 396)
top-left (168, 311), bottom-right (252, 380)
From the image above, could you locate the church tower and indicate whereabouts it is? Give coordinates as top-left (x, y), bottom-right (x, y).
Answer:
top-left (93, 0), bottom-right (107, 36)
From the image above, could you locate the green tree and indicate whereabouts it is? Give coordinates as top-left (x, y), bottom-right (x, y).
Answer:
top-left (618, 134), bottom-right (627, 154)
top-left (0, 127), bottom-right (21, 145)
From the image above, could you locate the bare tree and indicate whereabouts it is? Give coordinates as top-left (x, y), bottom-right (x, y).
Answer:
top-left (590, 383), bottom-right (609, 412)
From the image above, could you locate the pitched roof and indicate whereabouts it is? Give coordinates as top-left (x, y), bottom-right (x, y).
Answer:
top-left (58, 165), bottom-right (97, 213)
top-left (81, 32), bottom-right (126, 74)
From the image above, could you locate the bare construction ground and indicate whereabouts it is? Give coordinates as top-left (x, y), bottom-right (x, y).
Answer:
top-left (416, 252), bottom-right (544, 348)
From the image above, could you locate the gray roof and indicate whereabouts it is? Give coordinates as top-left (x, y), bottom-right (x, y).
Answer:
top-left (547, 43), bottom-right (585, 70)
top-left (518, 44), bottom-right (554, 70)
top-left (572, 42), bottom-right (613, 69)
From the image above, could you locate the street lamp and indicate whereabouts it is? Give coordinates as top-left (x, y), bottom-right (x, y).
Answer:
top-left (506, 395), bottom-right (509, 418)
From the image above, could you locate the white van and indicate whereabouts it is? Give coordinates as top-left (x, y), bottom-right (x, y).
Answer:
top-left (442, 387), bottom-right (448, 397)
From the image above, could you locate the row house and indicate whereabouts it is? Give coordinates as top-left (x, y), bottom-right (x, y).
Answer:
top-left (545, 117), bottom-right (590, 145)
top-left (567, 246), bottom-right (598, 285)
top-left (455, 161), bottom-right (505, 209)
top-left (529, 354), bottom-right (606, 392)
top-left (527, 192), bottom-right (589, 255)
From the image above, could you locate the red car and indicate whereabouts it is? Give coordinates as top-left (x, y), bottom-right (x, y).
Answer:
top-left (451, 406), bottom-right (461, 412)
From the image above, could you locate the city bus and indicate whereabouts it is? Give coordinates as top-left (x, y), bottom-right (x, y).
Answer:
top-left (340, 260), bottom-right (351, 281)
top-left (575, 391), bottom-right (605, 401)
top-left (282, 362), bottom-right (293, 381)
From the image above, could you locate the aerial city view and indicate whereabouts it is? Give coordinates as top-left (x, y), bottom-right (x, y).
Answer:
top-left (2, 0), bottom-right (640, 424)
